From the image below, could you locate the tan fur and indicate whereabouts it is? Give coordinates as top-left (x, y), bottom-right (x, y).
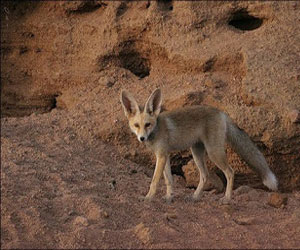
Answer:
top-left (120, 89), bottom-right (278, 204)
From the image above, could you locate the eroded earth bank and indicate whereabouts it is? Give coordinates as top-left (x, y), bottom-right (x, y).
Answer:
top-left (1, 1), bottom-right (300, 248)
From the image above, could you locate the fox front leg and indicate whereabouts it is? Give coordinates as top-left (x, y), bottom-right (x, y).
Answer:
top-left (144, 153), bottom-right (167, 201)
top-left (163, 156), bottom-right (174, 203)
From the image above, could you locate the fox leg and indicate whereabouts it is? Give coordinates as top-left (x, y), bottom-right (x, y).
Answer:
top-left (191, 143), bottom-right (208, 201)
top-left (145, 153), bottom-right (167, 201)
top-left (205, 146), bottom-right (234, 204)
top-left (163, 156), bottom-right (173, 202)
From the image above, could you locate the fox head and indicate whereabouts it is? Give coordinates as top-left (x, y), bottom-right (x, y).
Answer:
top-left (120, 88), bottom-right (162, 142)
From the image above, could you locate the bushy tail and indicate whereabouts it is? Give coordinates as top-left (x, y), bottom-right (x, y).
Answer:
top-left (226, 116), bottom-right (278, 191)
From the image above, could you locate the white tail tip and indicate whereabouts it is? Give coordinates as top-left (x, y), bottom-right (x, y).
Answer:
top-left (263, 171), bottom-right (278, 191)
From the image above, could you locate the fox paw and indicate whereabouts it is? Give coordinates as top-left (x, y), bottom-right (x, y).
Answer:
top-left (184, 194), bottom-right (202, 203)
top-left (138, 195), bottom-right (153, 202)
top-left (163, 195), bottom-right (174, 204)
top-left (219, 196), bottom-right (231, 205)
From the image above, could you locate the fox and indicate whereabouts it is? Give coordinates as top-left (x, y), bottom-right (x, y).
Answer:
top-left (120, 88), bottom-right (278, 204)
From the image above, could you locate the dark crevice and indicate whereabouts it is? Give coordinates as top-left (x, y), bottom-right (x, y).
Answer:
top-left (50, 95), bottom-right (58, 110)
top-left (229, 10), bottom-right (263, 31)
top-left (49, 93), bottom-right (61, 112)
top-left (157, 0), bottom-right (173, 12)
top-left (67, 2), bottom-right (105, 14)
top-left (203, 57), bottom-right (216, 72)
top-left (170, 153), bottom-right (191, 177)
top-left (116, 2), bottom-right (128, 17)
top-left (1, 93), bottom-right (62, 117)
top-left (1, 1), bottom-right (40, 17)
top-left (145, 1), bottom-right (151, 9)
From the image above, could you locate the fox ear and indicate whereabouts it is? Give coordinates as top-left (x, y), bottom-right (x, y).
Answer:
top-left (120, 90), bottom-right (140, 118)
top-left (145, 88), bottom-right (162, 116)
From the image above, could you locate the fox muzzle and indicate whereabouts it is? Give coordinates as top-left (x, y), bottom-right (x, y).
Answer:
top-left (138, 135), bottom-right (148, 142)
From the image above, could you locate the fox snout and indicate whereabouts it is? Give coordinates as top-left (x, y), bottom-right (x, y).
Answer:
top-left (132, 126), bottom-right (150, 142)
top-left (138, 135), bottom-right (147, 142)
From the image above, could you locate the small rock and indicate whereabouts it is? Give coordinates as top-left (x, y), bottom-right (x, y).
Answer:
top-left (74, 216), bottom-right (89, 227)
top-left (289, 109), bottom-right (300, 123)
top-left (134, 223), bottom-right (151, 244)
top-left (261, 131), bottom-right (272, 143)
top-left (233, 217), bottom-right (255, 225)
top-left (102, 211), bottom-right (109, 218)
top-left (234, 185), bottom-right (252, 195)
top-left (268, 193), bottom-right (288, 208)
top-left (165, 212), bottom-right (177, 221)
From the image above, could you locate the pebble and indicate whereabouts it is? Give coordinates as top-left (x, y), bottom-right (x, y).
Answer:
top-left (233, 217), bottom-right (255, 225)
top-left (165, 212), bottom-right (177, 221)
top-left (268, 193), bottom-right (288, 208)
top-left (74, 216), bottom-right (89, 227)
top-left (102, 211), bottom-right (109, 218)
top-left (289, 109), bottom-right (300, 123)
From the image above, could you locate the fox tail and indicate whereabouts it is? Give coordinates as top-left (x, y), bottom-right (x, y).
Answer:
top-left (226, 116), bottom-right (278, 191)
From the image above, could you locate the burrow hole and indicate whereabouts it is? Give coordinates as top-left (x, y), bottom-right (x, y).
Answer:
top-left (229, 10), bottom-right (263, 31)
top-left (49, 94), bottom-right (61, 111)
top-left (119, 49), bottom-right (150, 79)
top-left (157, 0), bottom-right (173, 11)
top-left (67, 2), bottom-right (106, 14)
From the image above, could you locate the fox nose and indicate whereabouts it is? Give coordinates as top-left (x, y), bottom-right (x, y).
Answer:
top-left (140, 136), bottom-right (145, 142)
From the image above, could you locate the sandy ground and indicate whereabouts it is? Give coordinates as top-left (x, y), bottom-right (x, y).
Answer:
top-left (1, 109), bottom-right (300, 249)
top-left (1, 2), bottom-right (300, 248)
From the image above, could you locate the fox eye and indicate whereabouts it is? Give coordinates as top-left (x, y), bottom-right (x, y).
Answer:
top-left (145, 123), bottom-right (151, 128)
top-left (134, 123), bottom-right (140, 128)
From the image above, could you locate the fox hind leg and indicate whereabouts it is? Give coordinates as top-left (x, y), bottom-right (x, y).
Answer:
top-left (205, 146), bottom-right (234, 204)
top-left (191, 143), bottom-right (209, 201)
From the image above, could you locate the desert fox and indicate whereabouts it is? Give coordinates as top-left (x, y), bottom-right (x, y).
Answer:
top-left (120, 88), bottom-right (278, 203)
